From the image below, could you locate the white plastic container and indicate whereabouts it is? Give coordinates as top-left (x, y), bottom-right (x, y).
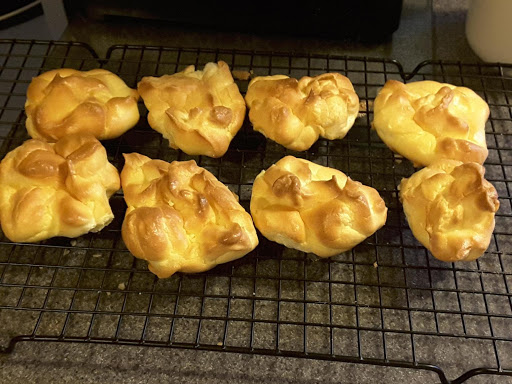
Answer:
top-left (465, 0), bottom-right (512, 64)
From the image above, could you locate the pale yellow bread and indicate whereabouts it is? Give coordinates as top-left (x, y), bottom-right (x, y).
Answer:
top-left (25, 68), bottom-right (140, 141)
top-left (121, 153), bottom-right (258, 278)
top-left (399, 160), bottom-right (499, 262)
top-left (137, 61), bottom-right (246, 158)
top-left (0, 134), bottom-right (120, 242)
top-left (244, 73), bottom-right (359, 151)
top-left (372, 80), bottom-right (489, 167)
top-left (250, 156), bottom-right (387, 257)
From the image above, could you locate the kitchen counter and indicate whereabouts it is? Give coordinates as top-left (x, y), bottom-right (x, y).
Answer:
top-left (1, 1), bottom-right (511, 384)
top-left (60, 0), bottom-right (478, 72)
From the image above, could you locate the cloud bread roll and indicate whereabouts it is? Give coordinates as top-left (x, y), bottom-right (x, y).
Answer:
top-left (244, 73), bottom-right (359, 151)
top-left (0, 134), bottom-right (120, 242)
top-left (137, 61), bottom-right (246, 158)
top-left (121, 153), bottom-right (258, 278)
top-left (25, 68), bottom-right (140, 141)
top-left (372, 80), bottom-right (489, 167)
top-left (250, 156), bottom-right (387, 257)
top-left (399, 160), bottom-right (499, 262)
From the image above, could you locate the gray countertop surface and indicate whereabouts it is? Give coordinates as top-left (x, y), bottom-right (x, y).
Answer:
top-left (1, 1), bottom-right (511, 383)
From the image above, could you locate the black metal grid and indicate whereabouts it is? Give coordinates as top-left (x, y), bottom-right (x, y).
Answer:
top-left (0, 40), bottom-right (511, 384)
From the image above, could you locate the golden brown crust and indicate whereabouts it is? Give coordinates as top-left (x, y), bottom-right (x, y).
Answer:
top-left (250, 156), bottom-right (387, 257)
top-left (25, 68), bottom-right (140, 141)
top-left (372, 80), bottom-right (489, 167)
top-left (399, 160), bottom-right (499, 262)
top-left (244, 73), bottom-right (359, 151)
top-left (137, 61), bottom-right (246, 158)
top-left (121, 153), bottom-right (258, 278)
top-left (0, 134), bottom-right (120, 242)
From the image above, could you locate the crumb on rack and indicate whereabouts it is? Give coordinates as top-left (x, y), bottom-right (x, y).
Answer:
top-left (358, 100), bottom-right (374, 118)
top-left (358, 101), bottom-right (367, 118)
top-left (373, 262), bottom-right (378, 268)
top-left (63, 249), bottom-right (70, 256)
top-left (118, 283), bottom-right (126, 290)
top-left (217, 342), bottom-right (223, 346)
top-left (232, 70), bottom-right (252, 81)
top-left (92, 253), bottom-right (102, 258)
top-left (70, 240), bottom-right (77, 247)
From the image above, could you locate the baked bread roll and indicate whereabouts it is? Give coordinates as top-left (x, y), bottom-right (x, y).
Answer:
top-left (137, 61), bottom-right (246, 158)
top-left (372, 80), bottom-right (489, 167)
top-left (121, 153), bottom-right (258, 278)
top-left (244, 73), bottom-right (359, 151)
top-left (250, 156), bottom-right (387, 257)
top-left (25, 68), bottom-right (140, 141)
top-left (399, 160), bottom-right (499, 262)
top-left (0, 134), bottom-right (120, 242)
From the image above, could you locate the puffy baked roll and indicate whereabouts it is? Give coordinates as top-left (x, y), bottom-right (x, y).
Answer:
top-left (250, 156), bottom-right (387, 257)
top-left (399, 160), bottom-right (499, 262)
top-left (121, 153), bottom-right (258, 278)
top-left (25, 68), bottom-right (140, 142)
top-left (138, 61), bottom-right (246, 158)
top-left (0, 134), bottom-right (120, 242)
top-left (372, 80), bottom-right (489, 167)
top-left (244, 73), bottom-right (359, 151)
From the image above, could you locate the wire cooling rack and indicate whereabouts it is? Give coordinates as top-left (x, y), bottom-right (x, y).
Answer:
top-left (0, 40), bottom-right (511, 384)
